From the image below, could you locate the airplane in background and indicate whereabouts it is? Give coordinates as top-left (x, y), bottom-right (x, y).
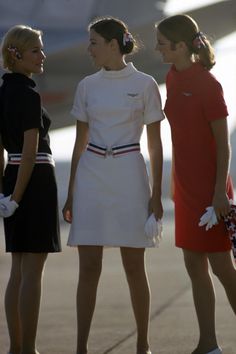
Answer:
top-left (0, 0), bottom-right (236, 130)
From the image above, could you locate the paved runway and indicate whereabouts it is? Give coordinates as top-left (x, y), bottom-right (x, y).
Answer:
top-left (0, 212), bottom-right (235, 353)
top-left (0, 157), bottom-right (236, 353)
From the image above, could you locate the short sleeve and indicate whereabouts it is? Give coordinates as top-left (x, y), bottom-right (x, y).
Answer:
top-left (143, 77), bottom-right (165, 125)
top-left (20, 89), bottom-right (41, 131)
top-left (202, 76), bottom-right (228, 122)
top-left (71, 79), bottom-right (88, 122)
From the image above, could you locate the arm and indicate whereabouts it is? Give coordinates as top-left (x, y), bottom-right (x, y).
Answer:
top-left (170, 146), bottom-right (175, 202)
top-left (63, 120), bottom-right (88, 223)
top-left (147, 121), bottom-right (163, 220)
top-left (210, 117), bottom-right (231, 218)
top-left (11, 128), bottom-right (39, 203)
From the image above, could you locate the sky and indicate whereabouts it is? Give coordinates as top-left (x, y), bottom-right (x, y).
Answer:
top-left (50, 0), bottom-right (236, 161)
top-left (164, 0), bottom-right (223, 14)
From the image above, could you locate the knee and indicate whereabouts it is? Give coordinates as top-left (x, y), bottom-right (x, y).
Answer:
top-left (123, 259), bottom-right (145, 279)
top-left (9, 268), bottom-right (21, 285)
top-left (183, 253), bottom-right (208, 280)
top-left (211, 264), bottom-right (227, 280)
top-left (184, 262), bottom-right (199, 279)
top-left (209, 254), bottom-right (236, 282)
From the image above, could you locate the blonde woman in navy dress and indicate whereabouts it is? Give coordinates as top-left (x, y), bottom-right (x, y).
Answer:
top-left (0, 25), bottom-right (61, 354)
top-left (63, 17), bottom-right (164, 354)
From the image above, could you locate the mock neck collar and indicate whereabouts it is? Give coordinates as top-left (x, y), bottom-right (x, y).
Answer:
top-left (100, 62), bottom-right (137, 78)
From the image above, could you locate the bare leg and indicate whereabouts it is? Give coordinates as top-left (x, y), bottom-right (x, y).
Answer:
top-left (20, 253), bottom-right (48, 354)
top-left (183, 250), bottom-right (218, 354)
top-left (5, 253), bottom-right (22, 354)
top-left (76, 246), bottom-right (103, 354)
top-left (208, 251), bottom-right (236, 314)
top-left (120, 247), bottom-right (151, 354)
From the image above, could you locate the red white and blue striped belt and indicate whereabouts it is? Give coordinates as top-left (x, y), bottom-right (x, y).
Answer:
top-left (8, 152), bottom-right (55, 166)
top-left (87, 142), bottom-right (140, 157)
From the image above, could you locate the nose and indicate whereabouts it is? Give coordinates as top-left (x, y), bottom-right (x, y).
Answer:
top-left (87, 44), bottom-right (92, 53)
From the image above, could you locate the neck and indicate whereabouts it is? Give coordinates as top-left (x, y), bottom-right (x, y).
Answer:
top-left (103, 59), bottom-right (127, 71)
top-left (174, 57), bottom-right (194, 72)
top-left (12, 70), bottom-right (31, 78)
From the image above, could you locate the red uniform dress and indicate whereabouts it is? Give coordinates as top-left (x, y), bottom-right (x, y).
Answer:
top-left (165, 62), bottom-right (233, 252)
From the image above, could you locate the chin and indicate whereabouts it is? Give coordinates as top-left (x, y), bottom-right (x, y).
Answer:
top-left (162, 58), bottom-right (171, 64)
top-left (35, 67), bottom-right (44, 74)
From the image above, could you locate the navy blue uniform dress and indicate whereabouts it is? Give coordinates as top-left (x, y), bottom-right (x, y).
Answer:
top-left (0, 73), bottom-right (61, 252)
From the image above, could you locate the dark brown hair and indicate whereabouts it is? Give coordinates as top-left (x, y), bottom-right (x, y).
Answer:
top-left (88, 16), bottom-right (138, 55)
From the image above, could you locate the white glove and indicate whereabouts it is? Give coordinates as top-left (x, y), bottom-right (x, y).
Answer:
top-left (0, 195), bottom-right (19, 218)
top-left (145, 213), bottom-right (163, 247)
top-left (199, 206), bottom-right (218, 231)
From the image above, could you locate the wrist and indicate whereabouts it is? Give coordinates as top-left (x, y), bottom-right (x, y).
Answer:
top-left (214, 186), bottom-right (226, 196)
top-left (151, 189), bottom-right (161, 199)
top-left (11, 194), bottom-right (20, 204)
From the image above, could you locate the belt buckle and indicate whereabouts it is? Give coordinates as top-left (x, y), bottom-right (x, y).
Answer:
top-left (106, 147), bottom-right (114, 157)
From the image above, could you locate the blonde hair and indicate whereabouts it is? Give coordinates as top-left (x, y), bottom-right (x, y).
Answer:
top-left (156, 14), bottom-right (215, 70)
top-left (1, 24), bottom-right (42, 70)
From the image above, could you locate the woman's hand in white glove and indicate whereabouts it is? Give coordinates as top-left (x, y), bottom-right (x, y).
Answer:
top-left (145, 213), bottom-right (163, 246)
top-left (0, 195), bottom-right (19, 218)
top-left (199, 206), bottom-right (218, 231)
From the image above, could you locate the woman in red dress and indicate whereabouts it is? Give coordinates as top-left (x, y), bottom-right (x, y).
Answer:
top-left (155, 14), bottom-right (236, 354)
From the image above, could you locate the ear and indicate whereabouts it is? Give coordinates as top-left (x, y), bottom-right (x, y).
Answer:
top-left (176, 41), bottom-right (188, 51)
top-left (110, 38), bottom-right (119, 51)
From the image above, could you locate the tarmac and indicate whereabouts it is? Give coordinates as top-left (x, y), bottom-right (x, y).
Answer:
top-left (0, 158), bottom-right (236, 354)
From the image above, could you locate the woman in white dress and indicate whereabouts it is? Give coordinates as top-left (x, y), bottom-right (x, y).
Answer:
top-left (63, 16), bottom-right (165, 354)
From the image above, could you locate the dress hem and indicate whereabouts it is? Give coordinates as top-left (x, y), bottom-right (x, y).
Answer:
top-left (67, 242), bottom-right (158, 249)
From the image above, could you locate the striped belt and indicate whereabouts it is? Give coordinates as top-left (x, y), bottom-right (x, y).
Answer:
top-left (8, 152), bottom-right (55, 166)
top-left (87, 142), bottom-right (140, 158)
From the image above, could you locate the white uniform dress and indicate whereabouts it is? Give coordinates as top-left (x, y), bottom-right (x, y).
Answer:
top-left (68, 62), bottom-right (164, 247)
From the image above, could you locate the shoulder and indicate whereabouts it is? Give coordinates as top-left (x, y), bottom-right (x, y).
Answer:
top-left (132, 70), bottom-right (161, 94)
top-left (18, 86), bottom-right (41, 107)
top-left (79, 71), bottom-right (101, 85)
top-left (20, 84), bottom-right (40, 98)
top-left (74, 71), bottom-right (101, 94)
top-left (133, 68), bottom-right (157, 83)
top-left (2, 73), bottom-right (40, 101)
top-left (199, 69), bottom-right (224, 94)
top-left (3, 82), bottom-right (41, 110)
